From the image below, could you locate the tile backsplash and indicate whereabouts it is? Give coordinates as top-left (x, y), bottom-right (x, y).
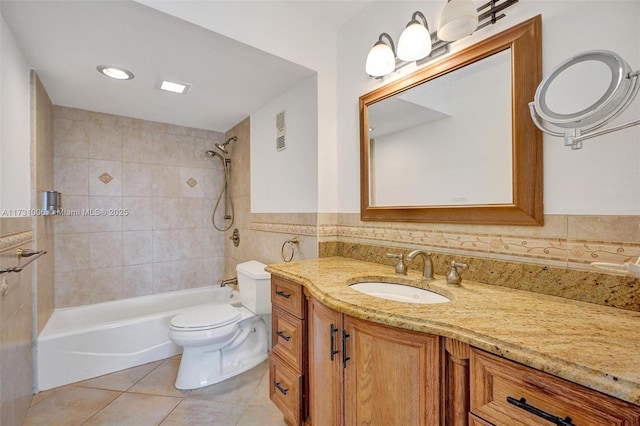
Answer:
top-left (53, 107), bottom-right (227, 307)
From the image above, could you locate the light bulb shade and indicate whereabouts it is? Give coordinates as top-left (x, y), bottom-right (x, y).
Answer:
top-left (437, 0), bottom-right (478, 42)
top-left (397, 21), bottom-right (432, 61)
top-left (365, 41), bottom-right (396, 77)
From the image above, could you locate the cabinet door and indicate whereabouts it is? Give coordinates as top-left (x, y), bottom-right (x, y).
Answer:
top-left (343, 316), bottom-right (442, 426)
top-left (308, 297), bottom-right (343, 426)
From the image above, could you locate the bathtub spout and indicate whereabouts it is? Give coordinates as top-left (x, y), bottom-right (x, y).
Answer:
top-left (220, 277), bottom-right (237, 287)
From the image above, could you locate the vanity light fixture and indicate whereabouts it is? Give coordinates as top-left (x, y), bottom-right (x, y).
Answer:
top-left (437, 0), bottom-right (479, 42)
top-left (365, 0), bottom-right (519, 78)
top-left (97, 65), bottom-right (134, 80)
top-left (365, 33), bottom-right (396, 77)
top-left (158, 79), bottom-right (191, 95)
top-left (397, 12), bottom-right (432, 62)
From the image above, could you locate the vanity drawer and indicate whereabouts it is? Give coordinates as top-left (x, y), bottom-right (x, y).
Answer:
top-left (271, 276), bottom-right (305, 319)
top-left (469, 414), bottom-right (493, 426)
top-left (270, 352), bottom-right (303, 426)
top-left (272, 306), bottom-right (305, 372)
top-left (470, 348), bottom-right (640, 425)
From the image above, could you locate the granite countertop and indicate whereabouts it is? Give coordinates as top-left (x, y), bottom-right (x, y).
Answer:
top-left (265, 256), bottom-right (640, 406)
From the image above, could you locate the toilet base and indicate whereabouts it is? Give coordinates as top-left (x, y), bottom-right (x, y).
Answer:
top-left (174, 317), bottom-right (268, 390)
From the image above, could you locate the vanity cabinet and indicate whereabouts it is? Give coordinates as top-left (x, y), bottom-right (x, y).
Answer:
top-left (307, 296), bottom-right (442, 425)
top-left (270, 276), bottom-right (306, 426)
top-left (470, 348), bottom-right (640, 425)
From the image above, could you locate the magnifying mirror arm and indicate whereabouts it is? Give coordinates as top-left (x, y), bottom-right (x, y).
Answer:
top-left (530, 68), bottom-right (640, 149)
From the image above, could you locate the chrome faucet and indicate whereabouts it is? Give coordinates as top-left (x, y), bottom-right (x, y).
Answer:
top-left (220, 277), bottom-right (238, 287)
top-left (386, 252), bottom-right (408, 275)
top-left (406, 250), bottom-right (434, 280)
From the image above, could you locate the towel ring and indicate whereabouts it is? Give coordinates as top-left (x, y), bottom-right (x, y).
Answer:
top-left (529, 50), bottom-right (640, 149)
top-left (281, 237), bottom-right (299, 262)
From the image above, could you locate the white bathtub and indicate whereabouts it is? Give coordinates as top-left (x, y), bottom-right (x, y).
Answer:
top-left (37, 286), bottom-right (238, 391)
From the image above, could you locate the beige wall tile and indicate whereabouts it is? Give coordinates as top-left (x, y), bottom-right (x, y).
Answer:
top-left (568, 215), bottom-right (640, 243)
top-left (89, 232), bottom-right (123, 269)
top-left (123, 231), bottom-right (153, 265)
top-left (89, 159), bottom-right (122, 197)
top-left (55, 233), bottom-right (90, 272)
top-left (152, 230), bottom-right (180, 262)
top-left (87, 122), bottom-right (122, 161)
top-left (122, 197), bottom-right (153, 231)
top-left (122, 162), bottom-right (153, 197)
top-left (53, 117), bottom-right (89, 159)
top-left (151, 165), bottom-right (179, 197)
top-left (153, 261), bottom-right (181, 293)
top-left (123, 264), bottom-right (153, 298)
top-left (54, 195), bottom-right (89, 234)
top-left (54, 157), bottom-right (88, 195)
top-left (89, 196), bottom-right (122, 232)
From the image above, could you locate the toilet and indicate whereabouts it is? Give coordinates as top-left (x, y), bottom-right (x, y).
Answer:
top-left (169, 260), bottom-right (271, 390)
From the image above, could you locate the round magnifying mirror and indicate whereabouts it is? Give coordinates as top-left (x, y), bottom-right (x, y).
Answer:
top-left (533, 50), bottom-right (633, 129)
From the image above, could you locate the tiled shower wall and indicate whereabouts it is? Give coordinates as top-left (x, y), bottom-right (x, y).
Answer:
top-left (53, 107), bottom-right (227, 307)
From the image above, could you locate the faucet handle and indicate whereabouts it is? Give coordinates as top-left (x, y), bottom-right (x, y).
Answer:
top-left (386, 252), bottom-right (408, 275)
top-left (446, 261), bottom-right (468, 286)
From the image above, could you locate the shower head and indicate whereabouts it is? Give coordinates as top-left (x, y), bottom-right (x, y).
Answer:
top-left (215, 136), bottom-right (237, 155)
top-left (206, 150), bottom-right (220, 158)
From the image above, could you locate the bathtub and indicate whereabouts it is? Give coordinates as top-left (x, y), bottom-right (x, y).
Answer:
top-left (37, 286), bottom-right (238, 391)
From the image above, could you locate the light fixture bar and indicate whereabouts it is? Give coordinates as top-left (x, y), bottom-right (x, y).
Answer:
top-left (367, 0), bottom-right (519, 79)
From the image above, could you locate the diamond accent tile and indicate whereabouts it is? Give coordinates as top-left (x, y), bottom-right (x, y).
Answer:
top-left (99, 172), bottom-right (113, 184)
top-left (186, 177), bottom-right (198, 188)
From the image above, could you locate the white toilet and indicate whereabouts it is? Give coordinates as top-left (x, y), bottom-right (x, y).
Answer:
top-left (169, 260), bottom-right (271, 390)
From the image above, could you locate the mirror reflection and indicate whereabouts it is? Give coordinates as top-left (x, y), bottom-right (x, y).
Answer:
top-left (368, 49), bottom-right (513, 207)
top-left (359, 15), bottom-right (543, 225)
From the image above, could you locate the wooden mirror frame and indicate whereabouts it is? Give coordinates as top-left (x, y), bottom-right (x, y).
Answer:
top-left (360, 15), bottom-right (543, 225)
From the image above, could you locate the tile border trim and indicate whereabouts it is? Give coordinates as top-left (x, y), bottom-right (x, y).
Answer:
top-left (0, 230), bottom-right (33, 253)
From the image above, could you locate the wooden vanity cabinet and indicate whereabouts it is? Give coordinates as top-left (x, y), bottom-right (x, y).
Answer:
top-left (470, 348), bottom-right (640, 425)
top-left (307, 296), bottom-right (442, 425)
top-left (270, 277), bottom-right (307, 426)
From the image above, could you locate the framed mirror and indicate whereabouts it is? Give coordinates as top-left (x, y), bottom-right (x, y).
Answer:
top-left (360, 15), bottom-right (543, 225)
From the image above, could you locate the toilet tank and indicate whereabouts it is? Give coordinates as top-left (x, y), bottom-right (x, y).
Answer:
top-left (236, 260), bottom-right (271, 314)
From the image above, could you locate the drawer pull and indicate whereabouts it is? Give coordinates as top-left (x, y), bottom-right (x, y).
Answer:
top-left (342, 329), bottom-right (351, 368)
top-left (330, 323), bottom-right (339, 361)
top-left (276, 330), bottom-right (291, 342)
top-left (273, 381), bottom-right (288, 395)
top-left (275, 290), bottom-right (291, 299)
top-left (507, 397), bottom-right (575, 426)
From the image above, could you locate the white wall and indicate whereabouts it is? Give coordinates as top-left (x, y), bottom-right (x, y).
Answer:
top-left (337, 1), bottom-right (640, 215)
top-left (136, 0), bottom-right (338, 213)
top-left (1, 15), bottom-right (31, 212)
top-left (251, 74), bottom-right (318, 212)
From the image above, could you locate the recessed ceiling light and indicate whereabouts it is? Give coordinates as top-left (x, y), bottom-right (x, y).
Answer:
top-left (97, 65), bottom-right (134, 80)
top-left (158, 79), bottom-right (191, 95)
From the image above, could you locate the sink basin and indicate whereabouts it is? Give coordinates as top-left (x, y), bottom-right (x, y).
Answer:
top-left (349, 282), bottom-right (450, 304)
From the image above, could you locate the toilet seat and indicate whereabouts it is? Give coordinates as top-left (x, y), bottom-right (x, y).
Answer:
top-left (170, 303), bottom-right (240, 331)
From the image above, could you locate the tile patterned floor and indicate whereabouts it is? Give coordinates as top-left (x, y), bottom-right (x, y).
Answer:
top-left (24, 357), bottom-right (287, 426)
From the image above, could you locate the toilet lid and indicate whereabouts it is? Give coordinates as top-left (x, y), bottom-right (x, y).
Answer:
top-left (170, 303), bottom-right (241, 330)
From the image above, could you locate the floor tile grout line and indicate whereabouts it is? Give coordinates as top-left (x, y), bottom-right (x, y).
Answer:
top-left (124, 359), bottom-right (172, 393)
top-left (157, 396), bottom-right (186, 426)
top-left (79, 390), bottom-right (125, 425)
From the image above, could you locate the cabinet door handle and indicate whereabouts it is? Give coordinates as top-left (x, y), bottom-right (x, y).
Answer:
top-left (276, 330), bottom-right (291, 342)
top-left (273, 381), bottom-right (289, 395)
top-left (506, 397), bottom-right (575, 426)
top-left (275, 290), bottom-right (291, 299)
top-left (342, 329), bottom-right (351, 368)
top-left (330, 324), bottom-right (339, 361)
